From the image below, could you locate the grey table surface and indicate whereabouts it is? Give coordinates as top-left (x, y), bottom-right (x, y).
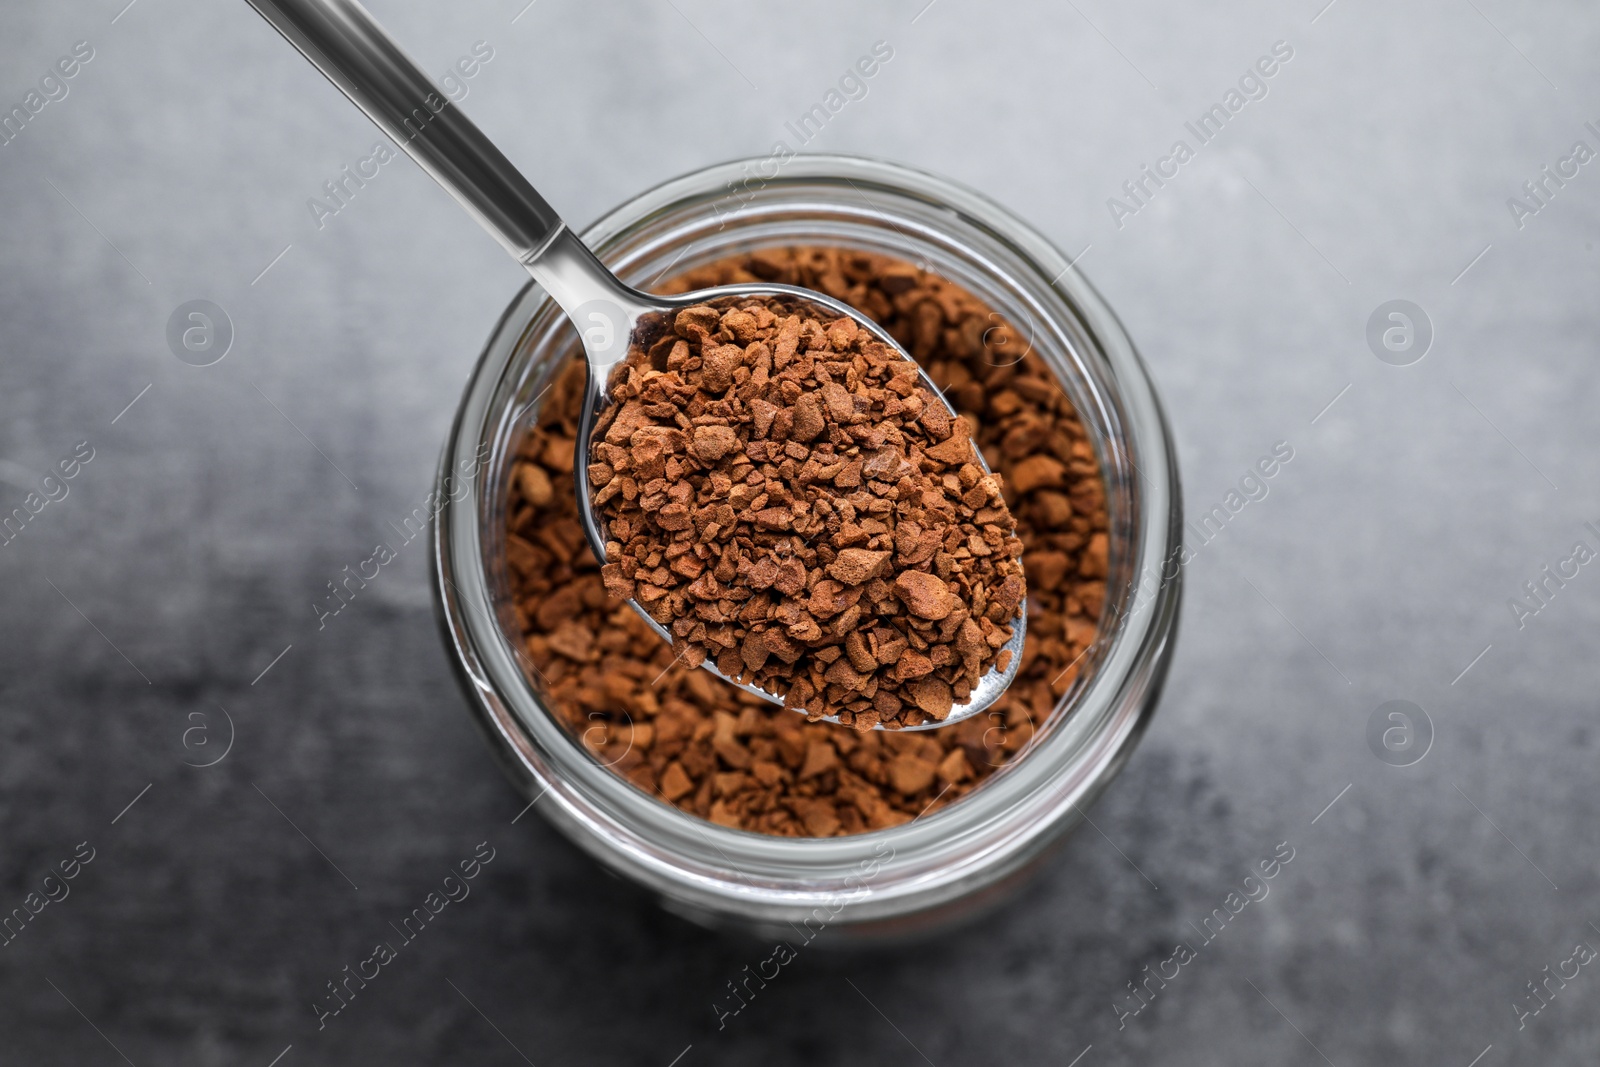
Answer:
top-left (2, 0), bottom-right (1597, 1064)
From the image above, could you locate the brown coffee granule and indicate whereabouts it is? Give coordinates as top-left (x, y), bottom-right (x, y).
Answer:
top-left (589, 295), bottom-right (1025, 728)
top-left (503, 246), bottom-right (1108, 836)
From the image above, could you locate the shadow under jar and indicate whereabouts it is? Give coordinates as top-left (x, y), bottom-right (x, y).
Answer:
top-left (434, 155), bottom-right (1182, 942)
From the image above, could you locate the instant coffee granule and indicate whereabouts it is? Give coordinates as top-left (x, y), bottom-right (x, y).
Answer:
top-left (589, 295), bottom-right (1025, 728)
top-left (504, 247), bottom-right (1109, 837)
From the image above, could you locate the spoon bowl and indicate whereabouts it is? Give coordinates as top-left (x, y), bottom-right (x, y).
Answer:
top-left (246, 0), bottom-right (1025, 727)
top-left (542, 229), bottom-right (1026, 728)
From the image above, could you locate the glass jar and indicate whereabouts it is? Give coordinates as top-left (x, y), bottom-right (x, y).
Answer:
top-left (433, 154), bottom-right (1182, 943)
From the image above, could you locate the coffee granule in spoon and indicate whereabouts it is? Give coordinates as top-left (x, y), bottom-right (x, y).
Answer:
top-left (589, 296), bottom-right (1025, 728)
top-left (504, 246), bottom-right (1108, 835)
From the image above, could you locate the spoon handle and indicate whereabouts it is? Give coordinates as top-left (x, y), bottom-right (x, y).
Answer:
top-left (244, 0), bottom-right (565, 264)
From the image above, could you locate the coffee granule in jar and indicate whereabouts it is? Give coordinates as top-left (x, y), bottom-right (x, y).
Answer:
top-left (589, 296), bottom-right (1025, 728)
top-left (503, 247), bottom-right (1109, 836)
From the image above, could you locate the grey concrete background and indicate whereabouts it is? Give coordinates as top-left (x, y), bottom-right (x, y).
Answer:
top-left (0, 0), bottom-right (1596, 1063)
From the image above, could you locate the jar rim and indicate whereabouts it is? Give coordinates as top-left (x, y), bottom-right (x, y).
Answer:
top-left (433, 153), bottom-right (1182, 927)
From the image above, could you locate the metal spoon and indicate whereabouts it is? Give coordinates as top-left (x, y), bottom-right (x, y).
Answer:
top-left (245, 0), bottom-right (1025, 728)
